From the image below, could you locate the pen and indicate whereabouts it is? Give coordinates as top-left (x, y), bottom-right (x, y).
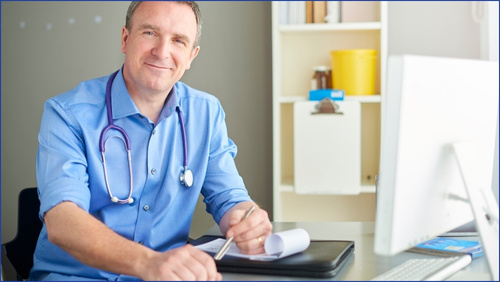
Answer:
top-left (214, 205), bottom-right (256, 260)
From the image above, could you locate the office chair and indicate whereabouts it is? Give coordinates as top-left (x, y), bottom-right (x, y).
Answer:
top-left (1, 187), bottom-right (42, 280)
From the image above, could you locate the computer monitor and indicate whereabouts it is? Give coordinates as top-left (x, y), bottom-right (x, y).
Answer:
top-left (374, 55), bottom-right (499, 279)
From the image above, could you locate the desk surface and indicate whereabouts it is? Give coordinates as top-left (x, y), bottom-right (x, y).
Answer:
top-left (203, 222), bottom-right (491, 281)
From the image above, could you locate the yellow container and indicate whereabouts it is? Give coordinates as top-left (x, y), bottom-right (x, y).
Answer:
top-left (330, 49), bottom-right (377, 95)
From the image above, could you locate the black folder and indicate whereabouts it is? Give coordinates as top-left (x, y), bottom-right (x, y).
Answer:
top-left (190, 235), bottom-right (355, 278)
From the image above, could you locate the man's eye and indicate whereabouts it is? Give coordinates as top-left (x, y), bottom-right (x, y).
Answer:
top-left (144, 31), bottom-right (155, 36)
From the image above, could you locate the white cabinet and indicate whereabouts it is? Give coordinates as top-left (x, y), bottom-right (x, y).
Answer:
top-left (272, 2), bottom-right (388, 221)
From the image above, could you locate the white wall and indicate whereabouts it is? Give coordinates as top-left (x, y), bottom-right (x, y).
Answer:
top-left (479, 1), bottom-right (499, 61)
top-left (388, 1), bottom-right (481, 59)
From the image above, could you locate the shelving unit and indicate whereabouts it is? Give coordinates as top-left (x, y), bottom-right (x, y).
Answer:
top-left (272, 2), bottom-right (388, 221)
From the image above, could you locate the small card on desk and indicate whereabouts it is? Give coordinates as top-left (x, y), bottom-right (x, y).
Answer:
top-left (190, 235), bottom-right (355, 278)
top-left (409, 237), bottom-right (484, 259)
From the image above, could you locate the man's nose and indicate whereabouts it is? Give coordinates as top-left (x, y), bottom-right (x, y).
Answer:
top-left (152, 39), bottom-right (170, 59)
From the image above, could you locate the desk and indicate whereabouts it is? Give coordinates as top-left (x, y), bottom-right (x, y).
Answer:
top-left (203, 222), bottom-right (492, 281)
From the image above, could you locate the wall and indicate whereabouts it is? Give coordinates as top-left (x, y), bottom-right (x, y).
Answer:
top-left (1, 1), bottom-right (272, 243)
top-left (1, 1), bottom-right (128, 243)
top-left (388, 1), bottom-right (481, 58)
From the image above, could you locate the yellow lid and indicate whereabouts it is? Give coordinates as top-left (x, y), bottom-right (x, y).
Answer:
top-left (330, 49), bottom-right (377, 56)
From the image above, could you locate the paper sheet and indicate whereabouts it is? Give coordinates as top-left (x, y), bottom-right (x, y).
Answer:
top-left (195, 228), bottom-right (310, 261)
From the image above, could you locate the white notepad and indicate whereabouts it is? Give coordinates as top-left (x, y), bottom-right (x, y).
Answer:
top-left (195, 228), bottom-right (310, 261)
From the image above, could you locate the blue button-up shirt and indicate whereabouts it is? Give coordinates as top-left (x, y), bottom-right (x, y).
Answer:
top-left (31, 69), bottom-right (251, 280)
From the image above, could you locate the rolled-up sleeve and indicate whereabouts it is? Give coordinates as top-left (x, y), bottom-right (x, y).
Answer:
top-left (37, 97), bottom-right (91, 220)
top-left (199, 98), bottom-right (252, 224)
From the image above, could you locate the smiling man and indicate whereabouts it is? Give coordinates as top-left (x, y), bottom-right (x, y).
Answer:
top-left (31, 2), bottom-right (272, 281)
top-left (121, 2), bottom-right (199, 123)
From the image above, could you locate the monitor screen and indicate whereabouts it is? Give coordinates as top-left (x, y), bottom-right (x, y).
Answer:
top-left (373, 55), bottom-right (498, 260)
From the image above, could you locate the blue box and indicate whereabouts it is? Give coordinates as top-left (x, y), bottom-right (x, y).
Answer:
top-left (309, 89), bottom-right (345, 101)
top-left (415, 238), bottom-right (484, 259)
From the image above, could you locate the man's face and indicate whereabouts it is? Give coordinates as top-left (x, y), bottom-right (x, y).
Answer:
top-left (121, 1), bottom-right (199, 96)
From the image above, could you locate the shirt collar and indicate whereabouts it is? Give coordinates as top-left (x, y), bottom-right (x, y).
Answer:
top-left (110, 68), bottom-right (180, 122)
top-left (110, 68), bottom-right (139, 120)
top-left (158, 84), bottom-right (179, 122)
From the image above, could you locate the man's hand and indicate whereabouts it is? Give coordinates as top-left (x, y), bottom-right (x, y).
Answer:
top-left (221, 202), bottom-right (273, 255)
top-left (143, 245), bottom-right (222, 281)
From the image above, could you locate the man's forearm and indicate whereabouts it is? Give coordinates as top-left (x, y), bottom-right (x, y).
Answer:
top-left (44, 201), bottom-right (154, 278)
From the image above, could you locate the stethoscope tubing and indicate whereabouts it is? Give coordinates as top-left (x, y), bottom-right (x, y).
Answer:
top-left (100, 70), bottom-right (192, 204)
top-left (101, 136), bottom-right (134, 204)
top-left (178, 111), bottom-right (188, 168)
top-left (100, 71), bottom-right (132, 152)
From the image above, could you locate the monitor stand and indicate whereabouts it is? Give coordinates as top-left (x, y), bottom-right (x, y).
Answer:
top-left (453, 142), bottom-right (499, 281)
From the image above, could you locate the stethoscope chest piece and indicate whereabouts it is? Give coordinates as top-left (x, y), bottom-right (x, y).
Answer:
top-left (180, 167), bottom-right (193, 187)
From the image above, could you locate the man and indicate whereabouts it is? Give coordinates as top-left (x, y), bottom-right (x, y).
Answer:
top-left (31, 1), bottom-right (272, 280)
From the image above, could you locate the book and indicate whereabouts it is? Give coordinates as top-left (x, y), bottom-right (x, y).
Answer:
top-left (305, 1), bottom-right (326, 24)
top-left (312, 1), bottom-right (327, 23)
top-left (409, 237), bottom-right (484, 259)
top-left (325, 1), bottom-right (340, 23)
top-left (306, 1), bottom-right (313, 24)
top-left (288, 1), bottom-right (306, 25)
top-left (279, 2), bottom-right (289, 25)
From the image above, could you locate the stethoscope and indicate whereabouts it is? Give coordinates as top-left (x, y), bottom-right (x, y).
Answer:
top-left (99, 70), bottom-right (193, 204)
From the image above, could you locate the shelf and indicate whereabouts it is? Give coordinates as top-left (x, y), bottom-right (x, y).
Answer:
top-left (279, 95), bottom-right (381, 104)
top-left (280, 22), bottom-right (382, 33)
top-left (279, 96), bottom-right (308, 103)
top-left (278, 184), bottom-right (376, 194)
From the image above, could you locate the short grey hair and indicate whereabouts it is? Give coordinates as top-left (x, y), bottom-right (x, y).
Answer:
top-left (125, 1), bottom-right (202, 48)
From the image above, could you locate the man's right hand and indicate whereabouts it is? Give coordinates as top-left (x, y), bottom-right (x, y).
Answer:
top-left (143, 244), bottom-right (222, 281)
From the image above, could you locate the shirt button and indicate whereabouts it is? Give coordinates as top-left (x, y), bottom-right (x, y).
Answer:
top-left (143, 205), bottom-right (150, 211)
top-left (152, 129), bottom-right (156, 135)
top-left (151, 168), bottom-right (156, 175)
top-left (138, 241), bottom-right (143, 245)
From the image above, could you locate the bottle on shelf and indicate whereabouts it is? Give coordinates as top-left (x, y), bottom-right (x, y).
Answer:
top-left (311, 66), bottom-right (332, 90)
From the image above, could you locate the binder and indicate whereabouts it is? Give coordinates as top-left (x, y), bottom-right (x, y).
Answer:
top-left (190, 235), bottom-right (355, 278)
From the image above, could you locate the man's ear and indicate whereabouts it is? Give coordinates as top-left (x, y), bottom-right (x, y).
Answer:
top-left (185, 46), bottom-right (200, 70)
top-left (121, 26), bottom-right (129, 54)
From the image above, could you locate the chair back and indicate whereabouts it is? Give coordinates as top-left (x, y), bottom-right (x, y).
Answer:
top-left (2, 187), bottom-right (42, 280)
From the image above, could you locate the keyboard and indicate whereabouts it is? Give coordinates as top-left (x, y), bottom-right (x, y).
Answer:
top-left (371, 255), bottom-right (472, 281)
